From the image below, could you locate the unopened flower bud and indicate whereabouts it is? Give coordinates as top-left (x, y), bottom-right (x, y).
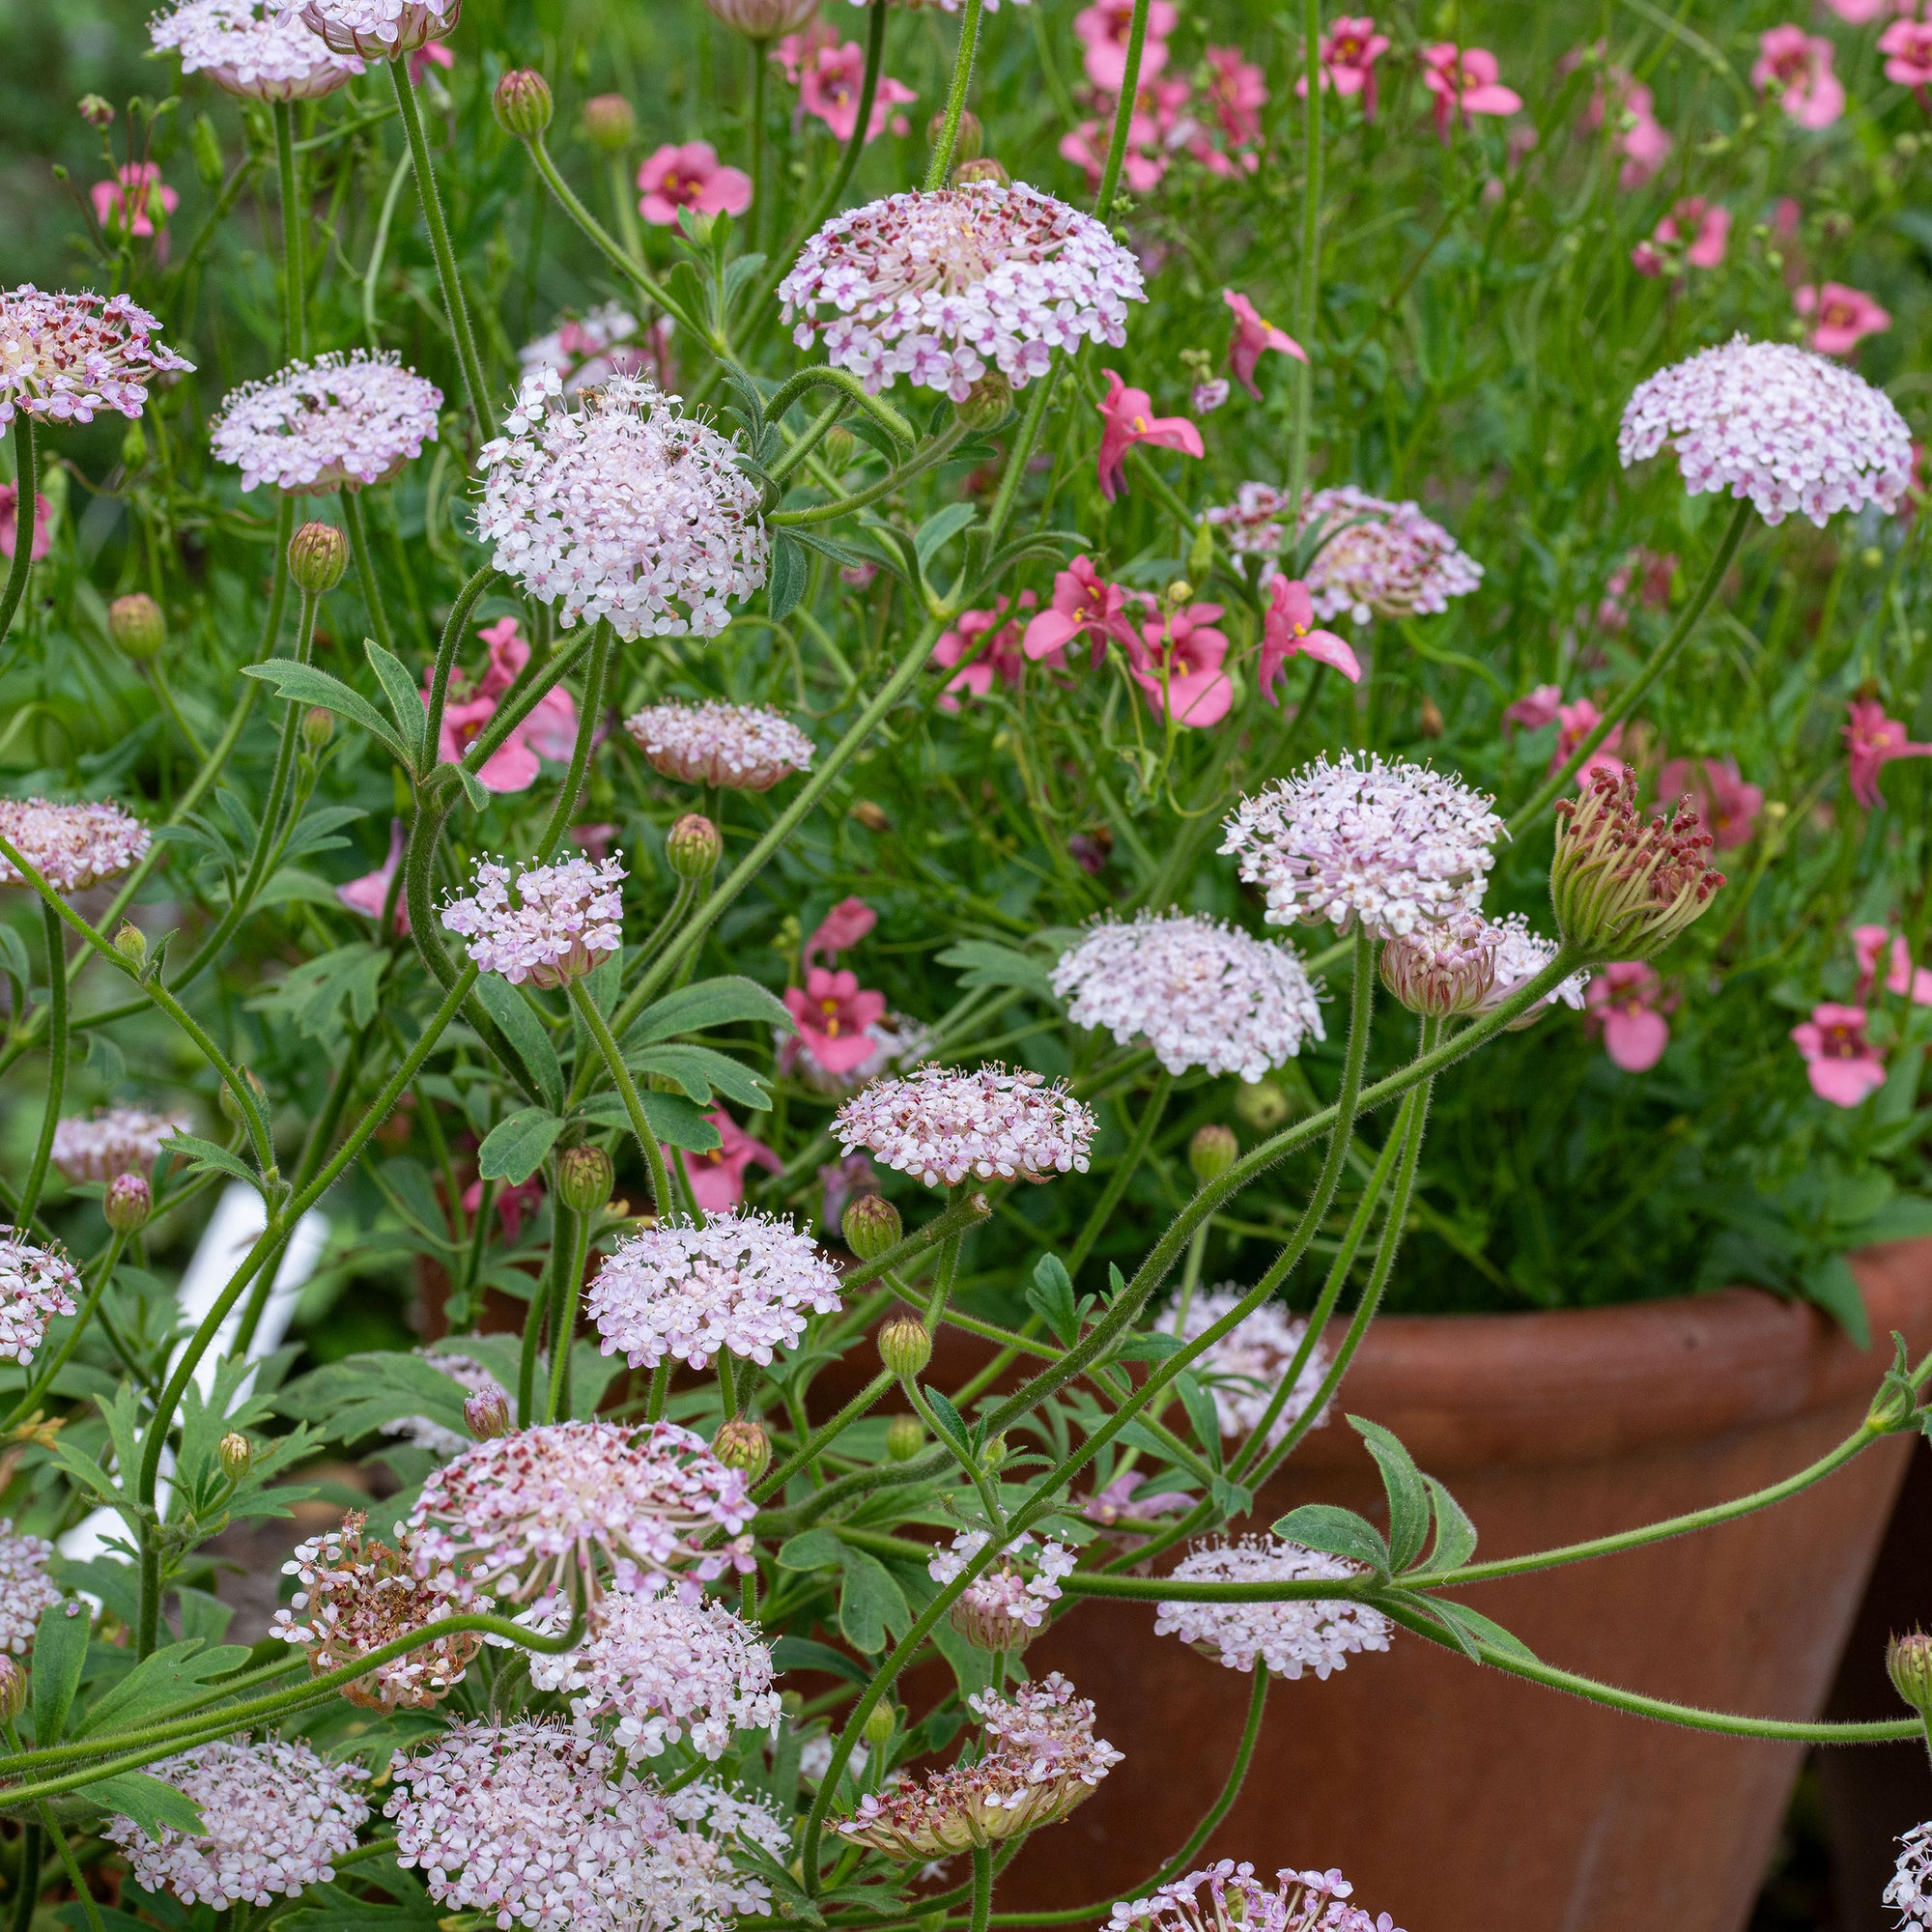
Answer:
top-left (104, 1172), bottom-right (152, 1234)
top-left (108, 592), bottom-right (165, 661)
top-left (301, 706), bottom-right (334, 751)
top-left (877, 1312), bottom-right (932, 1380)
top-left (980, 1433), bottom-right (1008, 1473)
top-left (217, 1432), bottom-right (253, 1481)
top-left (0, 1658), bottom-right (24, 1726)
top-left (1234, 1080), bottom-right (1290, 1131)
top-left (494, 68), bottom-right (554, 138)
top-left (582, 93), bottom-right (636, 153)
top-left (953, 156), bottom-right (1009, 186)
top-left (929, 107), bottom-right (982, 164)
top-left (557, 1143), bottom-right (613, 1214)
top-left (862, 1701), bottom-right (898, 1747)
top-left (842, 1192), bottom-right (902, 1261)
top-left (219, 1067), bottom-right (267, 1124)
top-left (954, 370), bottom-right (1012, 431)
top-left (112, 922), bottom-right (148, 971)
top-left (465, 1387), bottom-right (511, 1439)
top-left (1164, 579), bottom-right (1194, 610)
top-left (885, 1414), bottom-right (924, 1461)
top-left (667, 812), bottom-right (723, 880)
top-left (1889, 1631), bottom-right (1932, 1718)
top-left (949, 1564), bottom-right (1040, 1652)
top-left (712, 1416), bottom-right (771, 1481)
top-left (191, 113), bottom-right (224, 189)
top-left (288, 521), bottom-right (348, 596)
top-left (121, 420), bottom-right (147, 470)
top-left (1188, 1123), bottom-right (1238, 1186)
top-left (78, 94), bottom-right (115, 130)
top-left (1550, 767), bottom-right (1725, 961)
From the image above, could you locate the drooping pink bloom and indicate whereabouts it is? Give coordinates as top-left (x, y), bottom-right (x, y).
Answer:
top-left (337, 817), bottom-right (412, 933)
top-left (1585, 962), bottom-right (1671, 1072)
top-left (1094, 370), bottom-right (1204, 502)
top-left (1023, 555), bottom-right (1141, 665)
top-left (1790, 1004), bottom-right (1888, 1106)
top-left (805, 896), bottom-right (876, 967)
top-left (462, 1174), bottom-right (545, 1243)
top-left (1879, 17), bottom-right (1932, 91)
top-left (1203, 46), bottom-right (1267, 148)
top-left (797, 41), bottom-right (918, 143)
top-left (1634, 198), bottom-right (1731, 278)
top-left (1258, 578), bottom-right (1360, 703)
top-left (92, 163), bottom-right (180, 245)
top-left (1223, 291), bottom-right (1306, 398)
top-left (1419, 43), bottom-right (1522, 142)
top-left (1655, 756), bottom-right (1763, 851)
top-left (1852, 924), bottom-right (1932, 1007)
top-left (1795, 283), bottom-right (1891, 356)
top-left (1501, 684), bottom-right (1563, 733)
top-left (1300, 16), bottom-right (1390, 119)
top-left (1844, 698), bottom-right (1932, 809)
top-left (637, 142), bottom-right (753, 229)
top-left (409, 38), bottom-right (453, 83)
top-left (422, 614), bottom-right (583, 795)
top-left (683, 1108), bottom-right (782, 1214)
top-left (1133, 604), bottom-right (1234, 728)
top-left (0, 485), bottom-right (51, 562)
top-left (1752, 26), bottom-right (1845, 128)
top-left (1073, 0), bottom-right (1178, 92)
top-left (1552, 698), bottom-right (1625, 785)
top-left (784, 967), bottom-right (890, 1076)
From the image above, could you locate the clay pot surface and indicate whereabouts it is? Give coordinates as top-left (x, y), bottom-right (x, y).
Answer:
top-left (1001, 1240), bottom-right (1932, 1932)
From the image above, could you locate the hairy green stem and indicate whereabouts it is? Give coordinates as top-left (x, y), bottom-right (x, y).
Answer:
top-left (1093, 0), bottom-right (1151, 217)
top-left (570, 978), bottom-right (673, 1219)
top-left (1065, 1069), bottom-right (1170, 1278)
top-left (544, 1202), bottom-right (590, 1422)
top-left (968, 1846), bottom-right (992, 1932)
top-left (925, 0), bottom-right (986, 189)
top-left (0, 414), bottom-right (39, 653)
top-left (274, 100), bottom-right (306, 359)
top-left (17, 898), bottom-right (69, 1227)
top-left (339, 486), bottom-right (396, 657)
top-left (536, 622), bottom-right (611, 862)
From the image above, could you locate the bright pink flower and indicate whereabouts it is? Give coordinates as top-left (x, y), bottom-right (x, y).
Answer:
top-left (682, 1108), bottom-right (781, 1213)
top-left (1879, 17), bottom-right (1932, 90)
top-left (0, 486), bottom-right (51, 563)
top-left (933, 599), bottom-right (1041, 708)
top-left (1502, 684), bottom-right (1563, 733)
top-left (772, 22), bottom-right (839, 84)
top-left (797, 42), bottom-right (917, 144)
top-left (1094, 370), bottom-right (1204, 502)
top-left (1204, 46), bottom-right (1268, 148)
top-left (1419, 43), bottom-right (1521, 142)
top-left (1552, 698), bottom-right (1625, 785)
top-left (409, 38), bottom-right (453, 83)
top-left (1060, 118), bottom-right (1169, 195)
top-left (1258, 577), bottom-right (1360, 703)
top-left (1795, 282), bottom-right (1891, 356)
top-left (1852, 924), bottom-right (1932, 1006)
top-left (463, 1174), bottom-right (544, 1243)
top-left (1223, 290), bottom-right (1306, 398)
top-left (806, 896), bottom-right (876, 967)
top-left (784, 967), bottom-right (889, 1076)
top-left (1300, 16), bottom-right (1390, 119)
top-left (336, 817), bottom-right (412, 934)
top-left (1133, 604), bottom-right (1234, 728)
top-left (92, 163), bottom-right (179, 244)
top-left (1790, 1004), bottom-right (1888, 1106)
top-left (1023, 555), bottom-right (1141, 666)
top-left (1634, 198), bottom-right (1731, 276)
top-left (1073, 0), bottom-right (1178, 92)
top-left (1616, 93), bottom-right (1672, 189)
top-left (423, 614), bottom-right (582, 794)
top-left (1752, 26), bottom-right (1845, 128)
top-left (1655, 756), bottom-right (1763, 851)
top-left (637, 141), bottom-right (753, 229)
top-left (1844, 698), bottom-right (1932, 809)
top-left (1585, 962), bottom-right (1671, 1072)
top-left (1828, 0), bottom-right (1895, 20)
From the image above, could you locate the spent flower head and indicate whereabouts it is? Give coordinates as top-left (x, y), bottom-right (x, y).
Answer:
top-left (210, 351), bottom-right (440, 493)
top-left (440, 853), bottom-right (625, 989)
top-left (50, 1104), bottom-right (190, 1183)
top-left (0, 286), bottom-right (193, 425)
top-left (0, 797), bottom-right (151, 892)
top-left (1550, 767), bottom-right (1724, 961)
top-left (625, 699), bottom-right (815, 791)
top-left (150, 0), bottom-right (362, 99)
top-left (1298, 485), bottom-right (1483, 625)
top-left (927, 1529), bottom-right (1078, 1650)
top-left (0, 1233), bottom-right (80, 1366)
top-left (833, 1063), bottom-right (1095, 1186)
top-left (1155, 1535), bottom-right (1392, 1677)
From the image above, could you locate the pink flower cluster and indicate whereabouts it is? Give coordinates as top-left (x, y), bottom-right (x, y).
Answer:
top-left (210, 350), bottom-right (441, 494)
top-left (440, 853), bottom-right (625, 989)
top-left (423, 614), bottom-right (580, 796)
top-left (627, 698), bottom-right (813, 791)
top-left (774, 25), bottom-right (917, 145)
top-left (1632, 199), bottom-right (1729, 279)
top-left (0, 796), bottom-right (150, 892)
top-left (933, 592), bottom-right (1043, 709)
top-left (1155, 1535), bottom-right (1392, 1678)
top-left (1111, 1860), bottom-right (1405, 1932)
top-left (0, 1524), bottom-right (62, 1653)
top-left (520, 302), bottom-right (674, 395)
top-left (50, 1105), bottom-right (190, 1183)
top-left (834, 1063), bottom-right (1095, 1187)
top-left (150, 0), bottom-right (363, 102)
top-left (0, 285), bottom-right (193, 426)
top-left (1752, 26), bottom-right (1844, 128)
top-left (91, 163), bottom-right (179, 246)
top-left (1794, 282), bottom-right (1891, 357)
top-left (1298, 486), bottom-right (1484, 625)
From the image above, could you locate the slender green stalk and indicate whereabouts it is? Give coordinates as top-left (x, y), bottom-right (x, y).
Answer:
top-left (274, 100), bottom-right (306, 359)
top-left (536, 622), bottom-right (611, 862)
top-left (362, 150), bottom-right (413, 346)
top-left (389, 57), bottom-right (496, 439)
top-left (925, 0), bottom-right (986, 189)
top-left (1065, 1070), bottom-right (1170, 1278)
top-left (569, 979), bottom-right (674, 1219)
top-left (980, 358), bottom-right (1061, 555)
top-left (545, 1205), bottom-right (591, 1422)
top-left (456, 622), bottom-right (598, 779)
top-left (16, 898), bottom-right (69, 1227)
top-left (1509, 495), bottom-right (1753, 836)
top-left (1093, 0), bottom-right (1151, 217)
top-left (7, 1827), bottom-right (40, 1932)
top-left (770, 421), bottom-right (970, 525)
top-left (339, 486), bottom-right (396, 657)
top-left (749, 40), bottom-right (769, 250)
top-left (1, 1233), bottom-right (125, 1433)
top-left (421, 561), bottom-right (505, 764)
top-left (1285, 0), bottom-right (1323, 521)
top-left (755, 1370), bottom-right (894, 1501)
top-left (968, 1847), bottom-right (992, 1932)
top-left (0, 414), bottom-right (38, 653)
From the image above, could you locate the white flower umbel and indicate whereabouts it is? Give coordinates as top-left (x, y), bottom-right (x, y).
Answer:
top-left (780, 180), bottom-right (1145, 400)
top-left (440, 854), bottom-right (625, 989)
top-left (0, 797), bottom-right (150, 892)
top-left (0, 1525), bottom-right (63, 1652)
top-left (1220, 754), bottom-right (1503, 939)
top-left (625, 699), bottom-right (815, 792)
top-left (1162, 1289), bottom-right (1331, 1452)
top-left (1888, 1822), bottom-right (1932, 1928)
top-left (586, 1211), bottom-right (843, 1372)
top-left (0, 1233), bottom-right (80, 1366)
top-left (520, 302), bottom-right (671, 394)
top-left (1479, 912), bottom-right (1588, 1024)
top-left (1619, 335), bottom-right (1914, 527)
top-left (476, 370), bottom-right (769, 640)
top-left (210, 351), bottom-right (440, 493)
top-left (0, 287), bottom-right (194, 426)
top-left (1051, 912), bottom-right (1324, 1081)
top-left (150, 0), bottom-right (363, 99)
top-left (49, 1104), bottom-right (190, 1183)
top-left (833, 1063), bottom-right (1095, 1186)
top-left (1155, 1536), bottom-right (1391, 1678)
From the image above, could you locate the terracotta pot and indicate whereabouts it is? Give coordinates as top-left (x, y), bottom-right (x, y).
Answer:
top-left (1000, 1239), bottom-right (1932, 1932)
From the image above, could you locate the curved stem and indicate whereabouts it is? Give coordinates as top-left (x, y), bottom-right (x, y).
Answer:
top-left (770, 420), bottom-right (970, 525)
top-left (362, 150), bottom-right (413, 346)
top-left (544, 1201), bottom-right (589, 1422)
top-left (535, 621), bottom-right (611, 863)
top-left (17, 898), bottom-right (68, 1227)
top-left (569, 978), bottom-right (673, 1220)
top-left (274, 100), bottom-right (306, 360)
top-left (1093, 0), bottom-right (1151, 218)
top-left (1284, 0), bottom-right (1322, 523)
top-left (459, 621), bottom-right (597, 778)
top-left (1508, 494), bottom-right (1753, 837)
top-left (925, 0), bottom-right (986, 190)
top-left (980, 359), bottom-right (1060, 556)
top-left (754, 1369), bottom-right (893, 1502)
top-left (338, 486), bottom-right (396, 657)
top-left (1065, 1069), bottom-right (1170, 1279)
top-left (762, 365), bottom-right (916, 450)
top-left (0, 414), bottom-right (38, 653)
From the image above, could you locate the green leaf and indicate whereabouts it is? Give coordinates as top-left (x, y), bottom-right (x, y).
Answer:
top-left (913, 502), bottom-right (978, 573)
top-left (769, 1634), bottom-right (870, 1688)
top-left (1350, 1415), bottom-right (1431, 1572)
top-left (79, 1640), bottom-right (252, 1738)
top-left (938, 939), bottom-right (1057, 1001)
top-left (577, 1090), bottom-right (724, 1151)
top-left (454, 762), bottom-right (491, 811)
top-left (787, 526), bottom-right (869, 567)
top-left (1270, 1503), bottom-right (1391, 1578)
top-left (777, 1528), bottom-right (843, 1572)
top-left (30, 1601), bottom-right (87, 1747)
top-left (627, 1043), bottom-right (771, 1110)
top-left (837, 1545), bottom-right (909, 1654)
top-left (364, 638), bottom-right (426, 765)
top-left (1801, 1252), bottom-right (1870, 1346)
top-left (472, 974), bottom-right (564, 1111)
top-left (1025, 1253), bottom-right (1081, 1347)
top-left (0, 923), bottom-right (30, 988)
top-left (1106, 1332), bottom-right (1187, 1363)
top-left (1176, 1374), bottom-right (1225, 1472)
top-left (624, 974), bottom-right (794, 1048)
top-left (246, 943), bottom-right (386, 1044)
top-left (241, 661), bottom-right (412, 766)
top-left (160, 1133), bottom-right (264, 1196)
top-left (769, 532), bottom-right (810, 621)
top-left (1422, 1475), bottom-right (1478, 1574)
top-left (923, 1388), bottom-right (972, 1456)
top-left (277, 1349), bottom-right (480, 1445)
top-left (477, 1107), bottom-right (565, 1184)
top-left (1209, 1475), bottom-right (1254, 1519)
top-left (1429, 1599), bottom-right (1538, 1664)
top-left (83, 1770), bottom-right (204, 1840)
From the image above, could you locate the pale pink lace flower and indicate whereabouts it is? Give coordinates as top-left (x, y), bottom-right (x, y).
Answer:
top-left (1074, 0), bottom-right (1177, 89)
top-left (1796, 282), bottom-right (1891, 356)
top-left (1163, 1288), bottom-right (1330, 1449)
top-left (1852, 923), bottom-right (1932, 1007)
top-left (50, 1105), bottom-right (190, 1183)
top-left (526, 1584), bottom-right (781, 1758)
top-left (0, 797), bottom-right (150, 893)
top-left (587, 1210), bottom-right (841, 1372)
top-left (0, 1235), bottom-right (78, 1368)
top-left (280, 0), bottom-right (458, 59)
top-left (1886, 1822), bottom-right (1932, 1927)
top-left (711, 0), bottom-right (818, 34)
top-left (626, 700), bottom-right (812, 792)
top-left (407, 1419), bottom-right (753, 1606)
top-left (0, 286), bottom-right (192, 425)
top-left (1111, 1859), bottom-right (1404, 1932)
top-left (150, 0), bottom-right (361, 99)
top-left (1419, 43), bottom-right (1521, 141)
top-left (1791, 1003), bottom-right (1888, 1106)
top-left (1880, 18), bottom-right (1932, 90)
top-left (1378, 913), bottom-right (1501, 1017)
top-left (1298, 485), bottom-right (1483, 624)
top-left (0, 1524), bottom-right (62, 1651)
top-left (780, 182), bottom-right (1144, 401)
top-left (1155, 1536), bottom-right (1391, 1677)
top-left (440, 854), bottom-right (624, 989)
top-left (104, 1739), bottom-right (369, 1910)
top-left (1096, 370), bottom-right (1204, 501)
top-left (838, 1672), bottom-right (1121, 1856)
top-left (1619, 336), bottom-right (1913, 526)
top-left (794, 39), bottom-right (918, 143)
top-left (1303, 16), bottom-right (1390, 118)
top-left (91, 163), bottom-right (179, 244)
top-left (478, 370), bottom-right (768, 640)
top-left (211, 351), bottom-right (440, 493)
top-left (1584, 961), bottom-right (1670, 1071)
top-left (684, 1109), bottom-right (781, 1214)
top-left (926, 1529), bottom-right (1076, 1648)
top-left (1655, 755), bottom-right (1761, 850)
top-left (1844, 698), bottom-right (1932, 808)
top-left (1479, 913), bottom-right (1589, 1023)
top-left (1052, 912), bottom-right (1324, 1081)
top-left (520, 302), bottom-right (675, 395)
top-left (1220, 753), bottom-right (1503, 939)
top-left (834, 1063), bottom-right (1095, 1186)
top-left (638, 142), bottom-right (752, 229)
top-left (1752, 25), bottom-right (1844, 128)
top-left (1205, 481), bottom-right (1291, 558)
